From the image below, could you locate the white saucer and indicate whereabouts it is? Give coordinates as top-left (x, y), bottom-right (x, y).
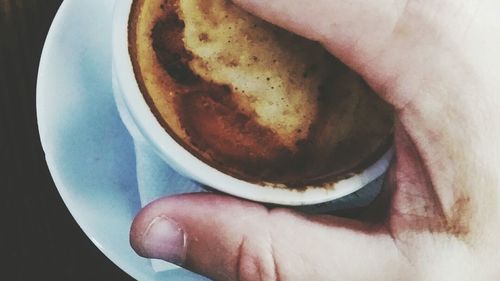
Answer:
top-left (37, 0), bottom-right (387, 279)
top-left (37, 0), bottom-right (207, 280)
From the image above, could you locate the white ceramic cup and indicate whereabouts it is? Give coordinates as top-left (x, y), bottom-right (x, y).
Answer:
top-left (111, 0), bottom-right (394, 207)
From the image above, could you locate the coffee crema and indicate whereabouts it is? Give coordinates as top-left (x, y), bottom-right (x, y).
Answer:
top-left (128, 0), bottom-right (394, 188)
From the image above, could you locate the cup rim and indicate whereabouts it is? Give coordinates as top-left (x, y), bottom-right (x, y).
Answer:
top-left (111, 0), bottom-right (394, 206)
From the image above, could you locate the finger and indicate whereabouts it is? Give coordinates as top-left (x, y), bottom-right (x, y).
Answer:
top-left (130, 193), bottom-right (406, 281)
top-left (232, 0), bottom-right (403, 67)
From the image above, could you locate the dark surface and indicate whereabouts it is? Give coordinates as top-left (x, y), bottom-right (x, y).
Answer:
top-left (0, 1), bottom-right (135, 280)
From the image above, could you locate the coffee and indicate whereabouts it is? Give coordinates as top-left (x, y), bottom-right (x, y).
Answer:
top-left (128, 0), bottom-right (393, 188)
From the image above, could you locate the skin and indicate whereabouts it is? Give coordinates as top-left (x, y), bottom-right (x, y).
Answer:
top-left (130, 0), bottom-right (500, 280)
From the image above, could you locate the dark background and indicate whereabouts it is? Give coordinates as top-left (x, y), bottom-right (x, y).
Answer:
top-left (1, 1), bottom-right (134, 280)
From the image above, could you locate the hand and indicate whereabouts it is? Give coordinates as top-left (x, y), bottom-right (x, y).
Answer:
top-left (130, 1), bottom-right (500, 280)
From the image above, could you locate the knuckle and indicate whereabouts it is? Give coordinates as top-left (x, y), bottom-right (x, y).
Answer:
top-left (236, 235), bottom-right (281, 281)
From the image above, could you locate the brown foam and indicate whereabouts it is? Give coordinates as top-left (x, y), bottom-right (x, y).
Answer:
top-left (129, 0), bottom-right (394, 188)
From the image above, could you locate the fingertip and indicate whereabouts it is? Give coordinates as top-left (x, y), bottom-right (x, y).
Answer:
top-left (129, 193), bottom-right (259, 254)
top-left (129, 193), bottom-right (273, 279)
top-left (131, 214), bottom-right (187, 265)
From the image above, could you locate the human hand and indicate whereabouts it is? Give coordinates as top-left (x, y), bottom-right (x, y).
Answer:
top-left (130, 1), bottom-right (500, 280)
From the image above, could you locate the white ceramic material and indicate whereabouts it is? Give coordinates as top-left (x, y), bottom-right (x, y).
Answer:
top-left (112, 0), bottom-right (394, 206)
top-left (37, 0), bottom-right (392, 279)
top-left (37, 0), bottom-right (207, 279)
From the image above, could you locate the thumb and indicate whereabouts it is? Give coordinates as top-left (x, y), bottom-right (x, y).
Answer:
top-left (232, 0), bottom-right (400, 69)
top-left (130, 193), bottom-right (406, 281)
top-left (231, 0), bottom-right (417, 109)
